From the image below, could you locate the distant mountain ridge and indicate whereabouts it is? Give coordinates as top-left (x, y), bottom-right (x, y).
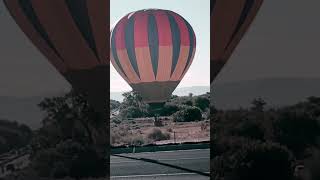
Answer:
top-left (0, 96), bottom-right (45, 130)
top-left (110, 86), bottom-right (210, 102)
top-left (2, 78), bottom-right (320, 129)
top-left (212, 77), bottom-right (320, 109)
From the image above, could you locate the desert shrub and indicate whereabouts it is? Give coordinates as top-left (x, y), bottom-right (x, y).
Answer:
top-left (172, 106), bottom-right (202, 122)
top-left (111, 127), bottom-right (131, 145)
top-left (214, 141), bottom-right (294, 180)
top-left (154, 119), bottom-right (164, 127)
top-left (32, 140), bottom-right (107, 179)
top-left (130, 135), bottom-right (145, 146)
top-left (147, 128), bottom-right (170, 141)
top-left (201, 121), bottom-right (209, 131)
top-left (110, 130), bottom-right (121, 145)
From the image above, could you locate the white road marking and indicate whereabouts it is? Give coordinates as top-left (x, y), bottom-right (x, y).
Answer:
top-left (111, 172), bottom-right (210, 179)
top-left (111, 157), bottom-right (209, 164)
top-left (111, 148), bottom-right (209, 157)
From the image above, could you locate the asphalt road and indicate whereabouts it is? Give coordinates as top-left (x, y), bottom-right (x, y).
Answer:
top-left (111, 149), bottom-right (210, 180)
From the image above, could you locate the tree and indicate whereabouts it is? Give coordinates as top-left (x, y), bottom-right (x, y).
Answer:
top-left (36, 90), bottom-right (108, 178)
top-left (274, 110), bottom-right (320, 158)
top-left (194, 96), bottom-right (210, 111)
top-left (211, 138), bottom-right (294, 180)
top-left (38, 91), bottom-right (100, 146)
top-left (121, 91), bottom-right (145, 109)
top-left (120, 106), bottom-right (146, 119)
top-left (232, 142), bottom-right (294, 180)
top-left (159, 103), bottom-right (180, 116)
top-left (110, 100), bottom-right (121, 110)
top-left (232, 120), bottom-right (265, 141)
top-left (251, 98), bottom-right (267, 112)
top-left (32, 139), bottom-right (107, 179)
top-left (119, 91), bottom-right (148, 118)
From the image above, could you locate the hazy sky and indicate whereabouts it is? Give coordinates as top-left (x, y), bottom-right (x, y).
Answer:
top-left (110, 0), bottom-right (210, 92)
top-left (0, 0), bottom-right (320, 96)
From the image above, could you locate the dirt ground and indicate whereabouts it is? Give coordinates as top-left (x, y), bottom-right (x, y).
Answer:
top-left (111, 118), bottom-right (210, 146)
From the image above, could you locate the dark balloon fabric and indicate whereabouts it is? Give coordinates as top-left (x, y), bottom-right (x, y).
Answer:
top-left (4, 0), bottom-right (109, 112)
top-left (210, 0), bottom-right (263, 83)
top-left (111, 9), bottom-right (196, 103)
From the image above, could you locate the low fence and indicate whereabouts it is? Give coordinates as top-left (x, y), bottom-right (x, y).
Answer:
top-left (111, 141), bottom-right (209, 154)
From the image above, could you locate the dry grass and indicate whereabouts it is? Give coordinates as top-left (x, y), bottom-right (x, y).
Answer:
top-left (111, 118), bottom-right (210, 146)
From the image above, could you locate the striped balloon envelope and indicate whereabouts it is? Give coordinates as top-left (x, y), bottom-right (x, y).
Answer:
top-left (111, 9), bottom-right (196, 104)
top-left (4, 0), bottom-right (109, 112)
top-left (211, 0), bottom-right (264, 83)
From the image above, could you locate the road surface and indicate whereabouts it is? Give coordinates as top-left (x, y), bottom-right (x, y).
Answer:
top-left (111, 149), bottom-right (210, 180)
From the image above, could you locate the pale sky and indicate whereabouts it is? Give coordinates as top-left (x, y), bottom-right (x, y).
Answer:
top-left (110, 0), bottom-right (210, 92)
top-left (1, 0), bottom-right (320, 97)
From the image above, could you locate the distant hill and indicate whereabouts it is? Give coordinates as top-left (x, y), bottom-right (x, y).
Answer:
top-left (2, 78), bottom-right (320, 129)
top-left (0, 91), bottom-right (66, 130)
top-left (0, 96), bottom-right (45, 130)
top-left (212, 78), bottom-right (320, 109)
top-left (0, 119), bottom-right (33, 154)
top-left (111, 86), bottom-right (210, 102)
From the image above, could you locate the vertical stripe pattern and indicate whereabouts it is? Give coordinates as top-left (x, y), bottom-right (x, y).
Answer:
top-left (4, 0), bottom-right (109, 73)
top-left (110, 9), bottom-right (196, 84)
top-left (210, 0), bottom-right (263, 82)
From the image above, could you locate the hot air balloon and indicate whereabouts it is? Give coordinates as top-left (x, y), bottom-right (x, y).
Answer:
top-left (4, 0), bottom-right (109, 113)
top-left (110, 9), bottom-right (196, 107)
top-left (4, 0), bottom-right (110, 168)
top-left (211, 0), bottom-right (263, 83)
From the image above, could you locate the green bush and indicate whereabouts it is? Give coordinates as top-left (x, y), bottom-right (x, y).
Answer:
top-left (172, 106), bottom-right (202, 122)
top-left (183, 100), bottom-right (193, 106)
top-left (120, 106), bottom-right (146, 119)
top-left (159, 103), bottom-right (180, 116)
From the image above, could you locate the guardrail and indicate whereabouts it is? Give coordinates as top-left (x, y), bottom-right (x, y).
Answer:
top-left (111, 141), bottom-right (210, 154)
